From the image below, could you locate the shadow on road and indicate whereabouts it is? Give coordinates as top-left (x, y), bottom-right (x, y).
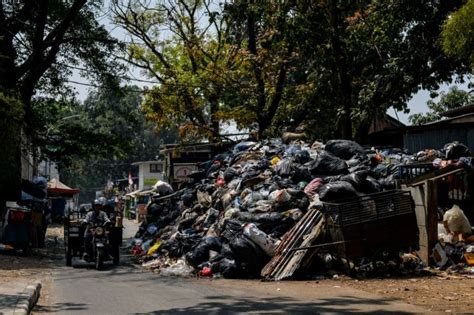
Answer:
top-left (33, 302), bottom-right (89, 312)
top-left (0, 294), bottom-right (19, 309)
top-left (133, 294), bottom-right (412, 314)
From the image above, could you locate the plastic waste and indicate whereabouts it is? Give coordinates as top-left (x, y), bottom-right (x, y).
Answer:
top-left (243, 223), bottom-right (277, 256)
top-left (271, 156), bottom-right (281, 166)
top-left (318, 181), bottom-right (358, 201)
top-left (444, 142), bottom-right (471, 160)
top-left (147, 240), bottom-right (162, 256)
top-left (153, 180), bottom-right (174, 195)
top-left (325, 139), bottom-right (366, 160)
top-left (443, 204), bottom-right (471, 235)
top-left (269, 189), bottom-right (291, 203)
top-left (432, 243), bottom-right (448, 267)
top-left (310, 151), bottom-right (348, 175)
top-left (199, 266), bottom-right (213, 277)
top-left (160, 260), bottom-right (194, 277)
top-left (304, 178), bottom-right (325, 197)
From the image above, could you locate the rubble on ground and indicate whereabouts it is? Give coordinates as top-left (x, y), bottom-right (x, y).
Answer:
top-left (129, 139), bottom-right (474, 279)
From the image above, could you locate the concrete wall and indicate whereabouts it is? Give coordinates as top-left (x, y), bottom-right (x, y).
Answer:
top-left (138, 162), bottom-right (163, 190)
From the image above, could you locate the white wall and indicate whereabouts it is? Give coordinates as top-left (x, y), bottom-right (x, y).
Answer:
top-left (138, 162), bottom-right (163, 190)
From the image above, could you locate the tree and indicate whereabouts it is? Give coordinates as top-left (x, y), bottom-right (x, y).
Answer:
top-left (59, 85), bottom-right (178, 202)
top-left (409, 86), bottom-right (474, 125)
top-left (0, 0), bottom-right (121, 201)
top-left (223, 1), bottom-right (307, 138)
top-left (113, 0), bottom-right (246, 141)
top-left (441, 0), bottom-right (474, 70)
top-left (292, 0), bottom-right (469, 141)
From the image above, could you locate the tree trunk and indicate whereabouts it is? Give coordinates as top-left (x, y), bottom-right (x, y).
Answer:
top-left (328, 0), bottom-right (352, 140)
top-left (0, 32), bottom-right (22, 204)
top-left (209, 95), bottom-right (220, 142)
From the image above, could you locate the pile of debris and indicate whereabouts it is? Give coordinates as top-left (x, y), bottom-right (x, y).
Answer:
top-left (433, 204), bottom-right (474, 275)
top-left (130, 139), bottom-right (473, 279)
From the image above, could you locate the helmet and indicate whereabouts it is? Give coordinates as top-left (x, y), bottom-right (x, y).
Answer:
top-left (93, 199), bottom-right (100, 206)
top-left (98, 197), bottom-right (107, 206)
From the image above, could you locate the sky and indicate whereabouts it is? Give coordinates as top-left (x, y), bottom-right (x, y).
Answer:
top-left (68, 3), bottom-right (473, 126)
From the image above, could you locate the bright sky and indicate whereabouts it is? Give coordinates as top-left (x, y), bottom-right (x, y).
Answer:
top-left (68, 3), bottom-right (473, 126)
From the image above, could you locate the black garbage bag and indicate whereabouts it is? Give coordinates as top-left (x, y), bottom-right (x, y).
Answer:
top-left (361, 176), bottom-right (382, 194)
top-left (378, 174), bottom-right (396, 190)
top-left (220, 219), bottom-right (243, 243)
top-left (181, 191), bottom-right (195, 208)
top-left (293, 150), bottom-right (311, 164)
top-left (211, 258), bottom-right (241, 279)
top-left (220, 243), bottom-right (235, 258)
top-left (318, 181), bottom-right (358, 201)
top-left (291, 166), bottom-right (312, 182)
top-left (444, 142), bottom-right (471, 159)
top-left (237, 212), bottom-right (283, 227)
top-left (161, 233), bottom-right (201, 258)
top-left (275, 177), bottom-right (296, 189)
top-left (325, 139), bottom-right (366, 160)
top-left (203, 208), bottom-right (220, 228)
top-left (275, 159), bottom-right (295, 177)
top-left (370, 164), bottom-right (390, 179)
top-left (229, 234), bottom-right (269, 277)
top-left (309, 151), bottom-right (348, 175)
top-left (339, 172), bottom-right (366, 190)
top-left (147, 203), bottom-right (164, 219)
top-left (224, 167), bottom-right (238, 182)
top-left (268, 216), bottom-right (296, 238)
top-left (186, 236), bottom-right (222, 267)
top-left (187, 170), bottom-right (207, 181)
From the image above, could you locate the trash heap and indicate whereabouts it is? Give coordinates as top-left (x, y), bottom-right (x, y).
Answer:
top-left (130, 139), bottom-right (473, 279)
top-left (433, 204), bottom-right (474, 274)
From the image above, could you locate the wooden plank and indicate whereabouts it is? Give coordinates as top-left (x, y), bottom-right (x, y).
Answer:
top-left (274, 217), bottom-right (325, 280)
top-left (426, 179), bottom-right (438, 266)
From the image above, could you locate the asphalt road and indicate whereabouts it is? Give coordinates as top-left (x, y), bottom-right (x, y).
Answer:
top-left (34, 220), bottom-right (426, 314)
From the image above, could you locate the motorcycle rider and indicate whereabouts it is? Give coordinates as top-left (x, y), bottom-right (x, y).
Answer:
top-left (83, 198), bottom-right (110, 260)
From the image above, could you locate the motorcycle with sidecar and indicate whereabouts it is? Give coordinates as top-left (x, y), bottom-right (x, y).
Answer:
top-left (64, 210), bottom-right (122, 270)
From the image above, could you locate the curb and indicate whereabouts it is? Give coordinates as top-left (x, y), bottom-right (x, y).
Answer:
top-left (13, 281), bottom-right (42, 315)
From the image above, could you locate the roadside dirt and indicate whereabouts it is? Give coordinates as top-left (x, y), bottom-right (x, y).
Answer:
top-left (340, 274), bottom-right (474, 313)
top-left (0, 224), bottom-right (64, 310)
top-left (211, 274), bottom-right (473, 313)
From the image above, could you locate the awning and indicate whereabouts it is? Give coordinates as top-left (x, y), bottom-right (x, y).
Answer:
top-left (47, 179), bottom-right (80, 197)
top-left (21, 191), bottom-right (46, 203)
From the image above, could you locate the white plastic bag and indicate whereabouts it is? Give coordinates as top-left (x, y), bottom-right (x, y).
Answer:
top-left (243, 223), bottom-right (276, 256)
top-left (160, 260), bottom-right (194, 277)
top-left (443, 205), bottom-right (471, 234)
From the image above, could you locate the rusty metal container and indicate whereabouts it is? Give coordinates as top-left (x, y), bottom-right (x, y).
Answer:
top-left (323, 190), bottom-right (419, 261)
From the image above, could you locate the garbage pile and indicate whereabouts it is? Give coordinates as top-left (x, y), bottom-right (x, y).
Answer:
top-left (130, 139), bottom-right (473, 279)
top-left (433, 204), bottom-right (474, 275)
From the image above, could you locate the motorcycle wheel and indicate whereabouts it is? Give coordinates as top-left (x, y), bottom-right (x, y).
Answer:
top-left (113, 247), bottom-right (120, 265)
top-left (66, 247), bottom-right (72, 266)
top-left (96, 252), bottom-right (104, 270)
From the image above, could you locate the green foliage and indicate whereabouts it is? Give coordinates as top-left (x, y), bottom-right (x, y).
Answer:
top-left (0, 0), bottom-right (123, 200)
top-left (113, 0), bottom-right (245, 141)
top-left (291, 0), bottom-right (469, 140)
top-left (409, 86), bottom-right (474, 125)
top-left (0, 93), bottom-right (24, 124)
top-left (442, 0), bottom-right (474, 70)
top-left (58, 86), bottom-right (178, 202)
